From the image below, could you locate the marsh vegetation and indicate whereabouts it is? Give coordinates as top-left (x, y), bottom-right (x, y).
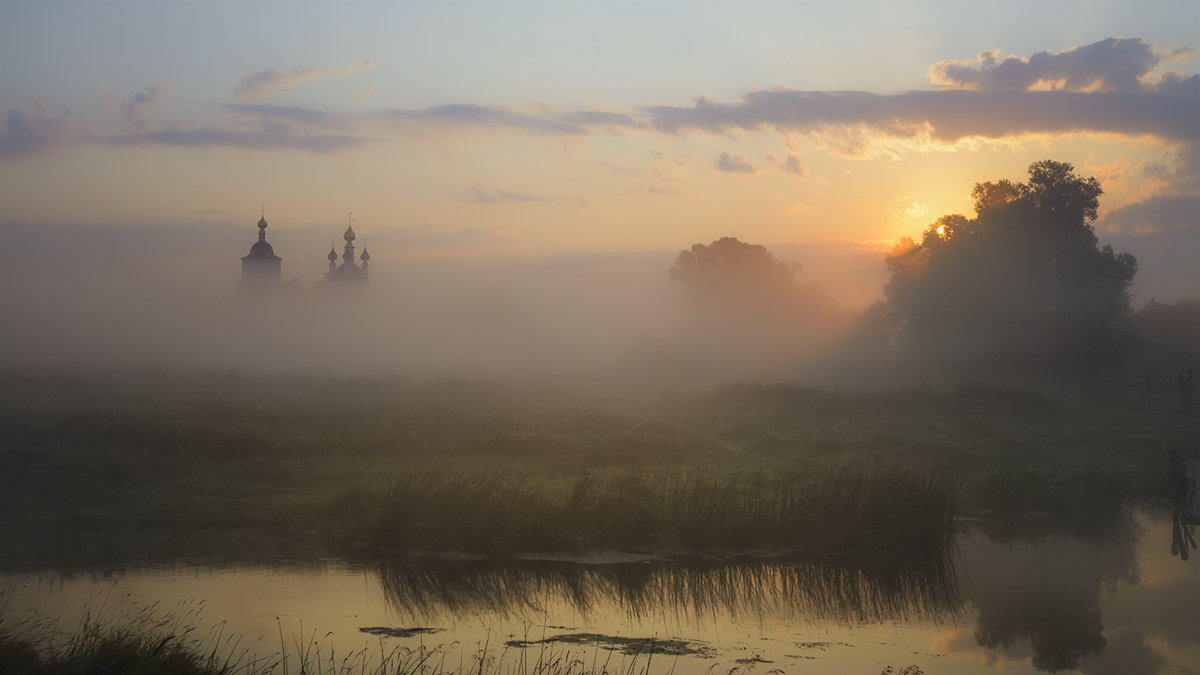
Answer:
top-left (2, 370), bottom-right (1189, 561)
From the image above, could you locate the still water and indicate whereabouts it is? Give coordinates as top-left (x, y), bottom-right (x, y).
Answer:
top-left (3, 506), bottom-right (1197, 674)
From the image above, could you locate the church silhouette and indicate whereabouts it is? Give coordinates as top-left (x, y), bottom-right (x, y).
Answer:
top-left (239, 211), bottom-right (369, 289)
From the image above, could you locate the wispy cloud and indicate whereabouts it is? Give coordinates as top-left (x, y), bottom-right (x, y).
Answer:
top-left (893, 199), bottom-right (928, 219)
top-left (92, 126), bottom-right (374, 153)
top-left (234, 59), bottom-right (374, 101)
top-left (713, 152), bottom-right (757, 174)
top-left (384, 104), bottom-right (587, 135)
top-left (225, 103), bottom-right (355, 129)
top-left (466, 185), bottom-right (588, 206)
top-left (765, 152), bottom-right (808, 178)
top-left (5, 37), bottom-right (1198, 165)
top-left (0, 104), bottom-right (74, 158)
top-left (120, 82), bottom-right (170, 132)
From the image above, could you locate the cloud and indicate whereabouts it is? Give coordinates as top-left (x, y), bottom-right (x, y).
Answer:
top-left (120, 82), bottom-right (170, 131)
top-left (713, 152), bottom-right (757, 174)
top-left (468, 185), bottom-right (551, 204)
top-left (330, 58), bottom-right (374, 78)
top-left (647, 88), bottom-right (1200, 150)
top-left (1102, 195), bottom-right (1200, 302)
top-left (646, 39), bottom-right (1199, 157)
top-left (1100, 194), bottom-right (1200, 234)
top-left (553, 110), bottom-right (643, 129)
top-left (225, 103), bottom-right (354, 129)
top-left (769, 152), bottom-right (808, 178)
top-left (230, 102), bottom-right (637, 137)
top-left (0, 104), bottom-right (74, 158)
top-left (8, 36), bottom-right (1197, 166)
top-left (234, 59), bottom-right (374, 101)
top-left (94, 126), bottom-right (374, 154)
top-left (927, 38), bottom-right (1188, 93)
top-left (782, 154), bottom-right (807, 177)
top-left (384, 104), bottom-right (587, 135)
top-left (466, 185), bottom-right (588, 206)
top-left (235, 66), bottom-right (327, 101)
top-left (893, 199), bottom-right (928, 219)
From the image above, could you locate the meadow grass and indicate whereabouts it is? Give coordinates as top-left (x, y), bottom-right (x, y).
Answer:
top-left (359, 466), bottom-right (956, 557)
top-left (1, 371), bottom-right (1193, 559)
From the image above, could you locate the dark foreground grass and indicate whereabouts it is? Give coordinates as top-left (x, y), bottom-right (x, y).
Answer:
top-left (0, 593), bottom-right (274, 675)
top-left (358, 467), bottom-right (956, 557)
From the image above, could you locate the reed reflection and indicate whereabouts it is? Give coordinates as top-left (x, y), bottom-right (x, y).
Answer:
top-left (373, 551), bottom-right (961, 625)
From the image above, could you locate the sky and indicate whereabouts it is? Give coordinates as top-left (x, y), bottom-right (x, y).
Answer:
top-left (1, 0), bottom-right (1198, 310)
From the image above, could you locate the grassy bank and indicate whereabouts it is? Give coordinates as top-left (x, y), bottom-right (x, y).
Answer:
top-left (1, 371), bottom-right (1194, 558)
top-left (354, 467), bottom-right (955, 556)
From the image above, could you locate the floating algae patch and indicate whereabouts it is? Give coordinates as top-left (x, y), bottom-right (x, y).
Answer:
top-left (506, 632), bottom-right (716, 657)
top-left (359, 626), bottom-right (443, 638)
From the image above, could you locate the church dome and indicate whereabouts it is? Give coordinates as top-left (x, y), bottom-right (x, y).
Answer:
top-left (248, 240), bottom-right (276, 258)
top-left (257, 216), bottom-right (268, 230)
top-left (360, 247), bottom-right (370, 262)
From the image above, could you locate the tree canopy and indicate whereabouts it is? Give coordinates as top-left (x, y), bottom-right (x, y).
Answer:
top-left (883, 160), bottom-right (1137, 385)
top-left (670, 236), bottom-right (839, 332)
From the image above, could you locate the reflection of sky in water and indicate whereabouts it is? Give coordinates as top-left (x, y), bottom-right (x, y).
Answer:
top-left (2, 508), bottom-right (1197, 674)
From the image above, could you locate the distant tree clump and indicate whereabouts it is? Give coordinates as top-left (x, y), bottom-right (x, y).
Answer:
top-left (883, 160), bottom-right (1138, 387)
top-left (665, 236), bottom-right (845, 379)
top-left (670, 236), bottom-right (841, 336)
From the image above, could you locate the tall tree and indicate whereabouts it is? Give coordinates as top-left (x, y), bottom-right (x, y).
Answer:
top-left (670, 236), bottom-right (839, 332)
top-left (883, 161), bottom-right (1137, 387)
top-left (667, 237), bottom-right (844, 378)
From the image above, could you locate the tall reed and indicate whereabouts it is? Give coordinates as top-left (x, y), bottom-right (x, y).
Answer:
top-left (365, 466), bottom-right (957, 557)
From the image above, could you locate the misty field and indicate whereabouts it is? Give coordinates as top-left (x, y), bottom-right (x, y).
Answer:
top-left (1, 370), bottom-right (1192, 560)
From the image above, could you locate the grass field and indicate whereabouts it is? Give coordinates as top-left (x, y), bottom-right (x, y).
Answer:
top-left (1, 370), bottom-right (1195, 557)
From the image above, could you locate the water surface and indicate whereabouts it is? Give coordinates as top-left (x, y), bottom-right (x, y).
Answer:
top-left (3, 507), bottom-right (1196, 673)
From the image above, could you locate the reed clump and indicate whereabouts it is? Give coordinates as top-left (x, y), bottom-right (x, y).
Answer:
top-left (0, 592), bottom-right (274, 675)
top-left (365, 466), bottom-right (956, 557)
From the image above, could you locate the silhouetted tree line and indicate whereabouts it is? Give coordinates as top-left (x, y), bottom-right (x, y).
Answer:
top-left (671, 161), bottom-right (1197, 391)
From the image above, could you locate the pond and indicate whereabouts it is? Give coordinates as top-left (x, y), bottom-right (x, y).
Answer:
top-left (2, 505), bottom-right (1196, 674)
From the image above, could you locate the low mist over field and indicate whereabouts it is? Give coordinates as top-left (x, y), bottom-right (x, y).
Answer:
top-left (0, 220), bottom-right (878, 385)
top-left (3, 169), bottom-right (1195, 392)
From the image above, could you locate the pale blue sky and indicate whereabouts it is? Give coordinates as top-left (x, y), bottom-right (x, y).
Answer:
top-left (4, 0), bottom-right (1197, 111)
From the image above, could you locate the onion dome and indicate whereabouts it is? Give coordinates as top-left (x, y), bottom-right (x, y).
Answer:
top-left (344, 225), bottom-right (356, 242)
top-left (327, 244), bottom-right (338, 262)
top-left (360, 246), bottom-right (370, 262)
top-left (248, 240), bottom-right (276, 257)
top-left (257, 215), bottom-right (268, 231)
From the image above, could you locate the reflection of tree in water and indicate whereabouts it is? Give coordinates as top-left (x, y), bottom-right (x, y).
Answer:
top-left (967, 512), bottom-right (1140, 672)
top-left (373, 550), bottom-right (960, 625)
